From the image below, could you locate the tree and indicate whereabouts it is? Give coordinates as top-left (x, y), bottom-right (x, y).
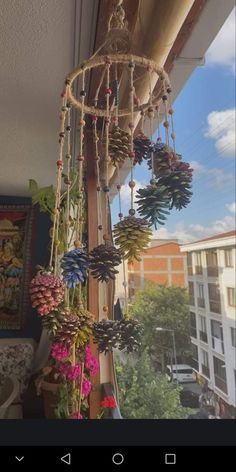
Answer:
top-left (115, 349), bottom-right (190, 419)
top-left (130, 283), bottom-right (191, 363)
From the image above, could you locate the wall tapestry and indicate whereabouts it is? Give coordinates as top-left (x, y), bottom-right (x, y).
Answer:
top-left (0, 204), bottom-right (34, 329)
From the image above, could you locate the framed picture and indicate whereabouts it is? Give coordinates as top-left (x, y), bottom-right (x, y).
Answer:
top-left (0, 204), bottom-right (34, 330)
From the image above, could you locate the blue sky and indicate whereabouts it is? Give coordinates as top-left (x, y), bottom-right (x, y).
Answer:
top-left (111, 9), bottom-right (235, 243)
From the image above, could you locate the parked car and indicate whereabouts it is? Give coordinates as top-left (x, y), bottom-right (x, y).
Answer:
top-left (166, 364), bottom-right (196, 383)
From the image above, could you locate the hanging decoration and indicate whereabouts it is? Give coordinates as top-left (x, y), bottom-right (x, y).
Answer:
top-left (29, 0), bottom-right (193, 420)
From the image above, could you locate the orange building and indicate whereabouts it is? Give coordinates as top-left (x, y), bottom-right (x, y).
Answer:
top-left (128, 239), bottom-right (187, 300)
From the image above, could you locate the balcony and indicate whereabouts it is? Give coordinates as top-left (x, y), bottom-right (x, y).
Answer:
top-left (207, 266), bottom-right (218, 277)
top-left (190, 327), bottom-right (197, 339)
top-left (214, 375), bottom-right (228, 394)
top-left (190, 358), bottom-right (199, 371)
top-left (201, 364), bottom-right (210, 378)
top-left (199, 330), bottom-right (208, 343)
top-left (197, 297), bottom-right (205, 308)
top-left (195, 265), bottom-right (203, 275)
top-left (209, 300), bottom-right (221, 314)
top-left (212, 336), bottom-right (224, 355)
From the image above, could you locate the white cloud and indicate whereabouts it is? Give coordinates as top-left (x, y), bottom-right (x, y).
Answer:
top-left (120, 180), bottom-right (143, 210)
top-left (152, 216), bottom-right (235, 244)
top-left (204, 109), bottom-right (235, 157)
top-left (206, 8), bottom-right (235, 74)
top-left (226, 202), bottom-right (236, 213)
top-left (190, 160), bottom-right (234, 189)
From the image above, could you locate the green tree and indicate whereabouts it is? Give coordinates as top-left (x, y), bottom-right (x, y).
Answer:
top-left (116, 349), bottom-right (190, 419)
top-left (130, 283), bottom-right (191, 362)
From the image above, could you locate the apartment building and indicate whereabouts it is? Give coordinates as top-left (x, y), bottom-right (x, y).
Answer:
top-left (115, 239), bottom-right (187, 311)
top-left (181, 230), bottom-right (236, 418)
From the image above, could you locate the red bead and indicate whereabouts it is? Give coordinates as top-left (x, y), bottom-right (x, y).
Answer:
top-left (57, 160), bottom-right (63, 167)
top-left (129, 151), bottom-right (135, 159)
top-left (77, 155), bottom-right (84, 161)
top-left (61, 91), bottom-right (66, 98)
top-left (168, 108), bottom-right (174, 115)
top-left (134, 96), bottom-right (140, 106)
top-left (105, 88), bottom-right (112, 95)
top-left (116, 184), bottom-right (121, 190)
top-left (80, 119), bottom-right (85, 126)
top-left (111, 116), bottom-right (117, 123)
top-left (105, 117), bottom-right (110, 124)
top-left (92, 115), bottom-right (97, 122)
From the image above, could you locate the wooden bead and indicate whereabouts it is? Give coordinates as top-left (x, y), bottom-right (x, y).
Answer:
top-left (74, 240), bottom-right (82, 248)
top-left (103, 306), bottom-right (109, 312)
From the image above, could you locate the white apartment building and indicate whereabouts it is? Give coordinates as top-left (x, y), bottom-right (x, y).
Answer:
top-left (181, 230), bottom-right (236, 418)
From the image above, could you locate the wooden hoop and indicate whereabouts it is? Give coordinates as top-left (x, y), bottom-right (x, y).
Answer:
top-left (66, 54), bottom-right (171, 117)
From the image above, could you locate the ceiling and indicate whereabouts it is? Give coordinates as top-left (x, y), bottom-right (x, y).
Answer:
top-left (0, 0), bottom-right (98, 196)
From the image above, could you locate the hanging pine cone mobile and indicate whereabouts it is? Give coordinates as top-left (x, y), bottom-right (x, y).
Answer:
top-left (158, 160), bottom-right (193, 210)
top-left (136, 184), bottom-right (171, 228)
top-left (54, 312), bottom-right (82, 347)
top-left (113, 216), bottom-right (152, 262)
top-left (53, 306), bottom-right (94, 349)
top-left (133, 132), bottom-right (152, 165)
top-left (61, 248), bottom-right (90, 288)
top-left (108, 125), bottom-right (131, 166)
top-left (74, 307), bottom-right (94, 351)
top-left (89, 243), bottom-right (122, 283)
top-left (41, 309), bottom-right (65, 338)
top-left (117, 318), bottom-right (143, 353)
top-left (93, 319), bottom-right (121, 354)
top-left (30, 272), bottom-right (64, 316)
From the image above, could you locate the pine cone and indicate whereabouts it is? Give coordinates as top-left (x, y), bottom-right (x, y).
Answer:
top-left (93, 319), bottom-right (121, 354)
top-left (136, 184), bottom-right (171, 228)
top-left (89, 243), bottom-right (122, 283)
top-left (148, 142), bottom-right (175, 178)
top-left (118, 318), bottom-right (143, 353)
top-left (54, 307), bottom-right (94, 349)
top-left (113, 216), bottom-right (152, 262)
top-left (159, 160), bottom-right (193, 210)
top-left (30, 272), bottom-right (64, 316)
top-left (108, 125), bottom-right (131, 166)
top-left (41, 309), bottom-right (65, 338)
top-left (133, 133), bottom-right (152, 165)
top-left (61, 248), bottom-right (90, 288)
top-left (54, 313), bottom-right (82, 347)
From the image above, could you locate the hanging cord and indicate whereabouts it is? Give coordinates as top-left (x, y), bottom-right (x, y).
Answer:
top-left (49, 91), bottom-right (68, 273)
top-left (155, 102), bottom-right (161, 141)
top-left (128, 60), bottom-right (135, 212)
top-left (148, 66), bottom-right (155, 179)
top-left (162, 82), bottom-right (170, 147)
top-left (116, 165), bottom-right (129, 317)
top-left (103, 59), bottom-right (112, 239)
top-left (93, 115), bottom-right (103, 245)
top-left (93, 65), bottom-right (106, 107)
top-left (65, 107), bottom-right (72, 252)
top-left (167, 86), bottom-right (176, 153)
top-left (75, 70), bottom-right (86, 244)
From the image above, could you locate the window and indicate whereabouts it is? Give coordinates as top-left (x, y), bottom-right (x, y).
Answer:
top-left (231, 327), bottom-right (236, 348)
top-left (208, 283), bottom-right (221, 314)
top-left (213, 356), bottom-right (227, 393)
top-left (195, 252), bottom-right (202, 274)
top-left (211, 320), bottom-right (224, 354)
top-left (201, 349), bottom-right (209, 378)
top-left (197, 283), bottom-right (205, 308)
top-left (190, 312), bottom-right (197, 338)
top-left (188, 281), bottom-right (194, 306)
top-left (227, 287), bottom-right (236, 307)
top-left (187, 253), bottom-right (193, 275)
top-left (190, 343), bottom-right (199, 371)
top-left (206, 250), bottom-right (218, 277)
top-left (199, 315), bottom-right (208, 343)
top-left (225, 249), bottom-right (233, 267)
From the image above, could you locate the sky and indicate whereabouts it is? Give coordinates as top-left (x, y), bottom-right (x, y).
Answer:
top-left (111, 8), bottom-right (235, 244)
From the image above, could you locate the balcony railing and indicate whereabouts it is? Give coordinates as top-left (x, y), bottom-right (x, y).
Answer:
top-left (195, 265), bottom-right (203, 275)
top-left (201, 364), bottom-right (210, 378)
top-left (209, 300), bottom-right (221, 314)
top-left (200, 330), bottom-right (208, 343)
top-left (214, 375), bottom-right (228, 394)
top-left (207, 266), bottom-right (218, 277)
top-left (197, 297), bottom-right (205, 308)
top-left (190, 327), bottom-right (197, 339)
top-left (190, 358), bottom-right (199, 371)
top-left (189, 296), bottom-right (195, 306)
top-left (212, 336), bottom-right (224, 355)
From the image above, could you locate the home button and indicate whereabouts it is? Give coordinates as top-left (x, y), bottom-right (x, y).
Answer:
top-left (112, 453), bottom-right (124, 465)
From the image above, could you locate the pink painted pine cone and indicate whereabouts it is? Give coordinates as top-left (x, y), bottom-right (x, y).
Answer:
top-left (30, 274), bottom-right (64, 316)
